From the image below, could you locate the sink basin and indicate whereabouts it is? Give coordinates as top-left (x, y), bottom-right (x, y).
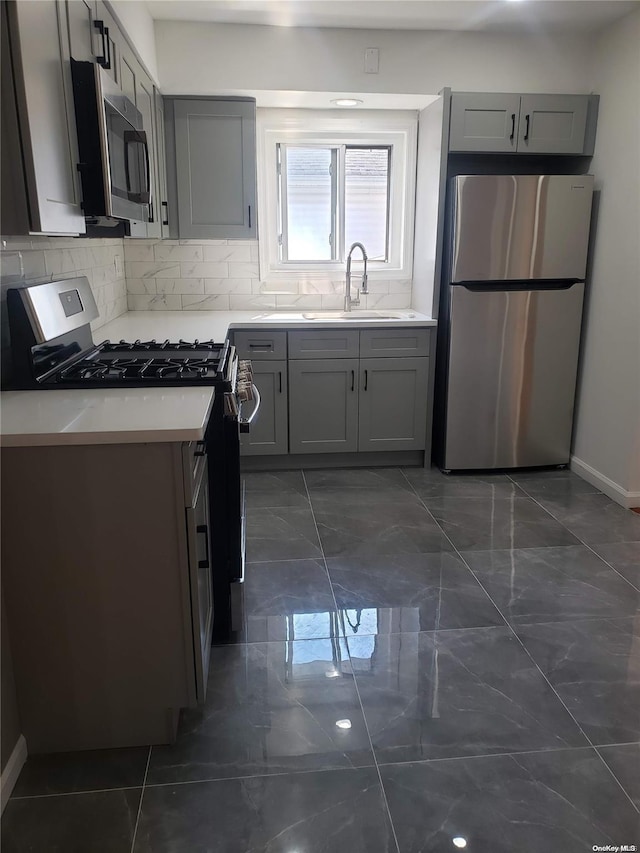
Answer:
top-left (251, 310), bottom-right (415, 322)
top-left (302, 311), bottom-right (407, 321)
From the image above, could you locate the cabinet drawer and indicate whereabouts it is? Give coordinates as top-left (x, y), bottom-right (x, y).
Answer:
top-left (360, 328), bottom-right (431, 358)
top-left (288, 330), bottom-right (359, 359)
top-left (234, 330), bottom-right (287, 360)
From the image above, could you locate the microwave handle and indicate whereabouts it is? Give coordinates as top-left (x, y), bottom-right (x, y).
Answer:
top-left (123, 130), bottom-right (151, 205)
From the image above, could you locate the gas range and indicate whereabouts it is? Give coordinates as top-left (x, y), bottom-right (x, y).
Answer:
top-left (45, 339), bottom-right (233, 386)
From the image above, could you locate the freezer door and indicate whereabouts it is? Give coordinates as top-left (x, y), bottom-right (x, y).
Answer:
top-left (451, 175), bottom-right (593, 283)
top-left (443, 282), bottom-right (585, 469)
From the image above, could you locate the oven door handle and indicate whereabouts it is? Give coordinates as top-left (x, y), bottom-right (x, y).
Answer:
top-left (239, 383), bottom-right (261, 433)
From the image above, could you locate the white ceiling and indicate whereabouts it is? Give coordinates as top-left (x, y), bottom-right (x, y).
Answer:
top-left (146, 0), bottom-right (639, 33)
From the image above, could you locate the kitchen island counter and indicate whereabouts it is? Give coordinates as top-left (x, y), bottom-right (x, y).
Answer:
top-left (0, 386), bottom-right (215, 447)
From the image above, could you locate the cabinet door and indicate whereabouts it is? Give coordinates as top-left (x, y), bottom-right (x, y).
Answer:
top-left (289, 359), bottom-right (359, 454)
top-left (358, 358), bottom-right (428, 452)
top-left (241, 361), bottom-right (288, 456)
top-left (94, 1), bottom-right (118, 85)
top-left (517, 94), bottom-right (589, 154)
top-left (6, 0), bottom-right (86, 234)
top-left (174, 99), bottom-right (257, 239)
top-left (66, 0), bottom-right (96, 62)
top-left (449, 93), bottom-right (520, 153)
top-left (136, 71), bottom-right (161, 238)
top-left (155, 90), bottom-right (170, 238)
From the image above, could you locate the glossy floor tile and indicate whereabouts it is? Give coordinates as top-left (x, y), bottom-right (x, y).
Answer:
top-left (241, 558), bottom-right (337, 642)
top-left (243, 471), bottom-right (309, 508)
top-left (348, 627), bottom-right (587, 763)
top-left (591, 541), bottom-right (640, 588)
top-left (510, 468), bottom-right (602, 497)
top-left (135, 768), bottom-right (397, 853)
top-left (245, 506), bottom-right (322, 562)
top-left (11, 746), bottom-right (149, 797)
top-left (427, 496), bottom-right (581, 551)
top-left (598, 743), bottom-right (640, 808)
top-left (2, 789), bottom-right (141, 853)
top-left (312, 497), bottom-right (454, 557)
top-left (533, 492), bottom-right (640, 544)
top-left (403, 467), bottom-right (526, 499)
top-left (328, 552), bottom-right (504, 635)
top-left (516, 616), bottom-right (640, 745)
top-left (146, 638), bottom-right (373, 785)
top-left (462, 545), bottom-right (640, 624)
top-left (381, 748), bottom-right (640, 853)
top-left (5, 467), bottom-right (639, 852)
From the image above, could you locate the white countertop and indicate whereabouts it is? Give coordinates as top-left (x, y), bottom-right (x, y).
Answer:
top-left (0, 387), bottom-right (215, 447)
top-left (96, 309), bottom-right (436, 343)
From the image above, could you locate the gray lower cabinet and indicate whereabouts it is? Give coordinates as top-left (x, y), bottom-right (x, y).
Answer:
top-left (171, 98), bottom-right (257, 239)
top-left (358, 358), bottom-right (428, 452)
top-left (241, 361), bottom-right (288, 456)
top-left (449, 91), bottom-right (596, 155)
top-left (1, 0), bottom-right (86, 235)
top-left (289, 358), bottom-right (359, 454)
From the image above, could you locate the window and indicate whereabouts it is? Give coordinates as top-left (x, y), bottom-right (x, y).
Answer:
top-left (258, 110), bottom-right (417, 282)
top-left (278, 144), bottom-right (391, 263)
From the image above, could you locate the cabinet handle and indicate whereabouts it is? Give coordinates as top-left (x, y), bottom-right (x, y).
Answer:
top-left (351, 369), bottom-right (355, 391)
top-left (94, 20), bottom-right (111, 70)
top-left (364, 369), bottom-right (368, 391)
top-left (162, 201), bottom-right (169, 226)
top-left (194, 440), bottom-right (206, 457)
top-left (279, 371), bottom-right (283, 393)
top-left (248, 205), bottom-right (252, 229)
top-left (524, 114), bottom-right (530, 141)
top-left (509, 113), bottom-right (515, 141)
top-left (196, 524), bottom-right (210, 570)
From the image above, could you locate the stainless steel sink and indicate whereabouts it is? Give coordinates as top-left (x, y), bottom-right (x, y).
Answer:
top-left (301, 311), bottom-right (407, 321)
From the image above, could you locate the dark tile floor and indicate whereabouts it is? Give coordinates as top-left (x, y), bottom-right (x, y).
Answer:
top-left (3, 467), bottom-right (640, 852)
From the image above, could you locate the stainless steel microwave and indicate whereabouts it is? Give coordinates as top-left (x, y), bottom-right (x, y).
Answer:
top-left (71, 60), bottom-right (150, 223)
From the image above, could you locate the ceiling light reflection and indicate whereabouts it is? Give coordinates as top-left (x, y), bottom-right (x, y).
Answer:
top-left (335, 719), bottom-right (352, 729)
top-left (452, 838), bottom-right (467, 849)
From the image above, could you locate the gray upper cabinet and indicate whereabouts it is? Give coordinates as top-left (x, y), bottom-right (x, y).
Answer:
top-left (173, 98), bottom-right (257, 239)
top-left (449, 92), bottom-right (596, 155)
top-left (93, 1), bottom-right (119, 86)
top-left (358, 358), bottom-right (428, 452)
top-left (155, 90), bottom-right (170, 238)
top-left (1, 0), bottom-right (86, 235)
top-left (289, 359), bottom-right (359, 454)
top-left (449, 93), bottom-right (521, 153)
top-left (65, 0), bottom-right (97, 63)
top-left (241, 361), bottom-right (288, 456)
top-left (517, 94), bottom-right (589, 154)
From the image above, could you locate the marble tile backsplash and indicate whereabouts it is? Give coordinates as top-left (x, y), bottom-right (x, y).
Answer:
top-left (0, 236), bottom-right (127, 331)
top-left (124, 239), bottom-right (413, 311)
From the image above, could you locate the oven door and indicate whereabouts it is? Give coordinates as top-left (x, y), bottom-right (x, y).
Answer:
top-left (186, 458), bottom-right (213, 702)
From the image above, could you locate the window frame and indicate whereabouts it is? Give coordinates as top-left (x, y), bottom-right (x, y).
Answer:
top-left (257, 109), bottom-right (417, 282)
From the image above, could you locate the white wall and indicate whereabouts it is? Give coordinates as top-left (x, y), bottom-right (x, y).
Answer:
top-left (572, 7), bottom-right (640, 503)
top-left (109, 0), bottom-right (159, 82)
top-left (155, 21), bottom-right (594, 97)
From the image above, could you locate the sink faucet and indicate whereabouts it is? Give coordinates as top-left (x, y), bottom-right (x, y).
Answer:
top-left (344, 242), bottom-right (368, 312)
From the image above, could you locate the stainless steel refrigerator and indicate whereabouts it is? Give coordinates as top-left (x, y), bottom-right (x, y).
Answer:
top-left (434, 173), bottom-right (594, 471)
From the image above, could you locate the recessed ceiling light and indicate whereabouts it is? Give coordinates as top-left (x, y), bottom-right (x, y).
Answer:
top-left (335, 718), bottom-right (352, 729)
top-left (452, 839), bottom-right (467, 849)
top-left (331, 98), bottom-right (363, 107)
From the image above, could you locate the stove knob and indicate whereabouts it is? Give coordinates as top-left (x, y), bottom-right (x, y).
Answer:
top-left (236, 381), bottom-right (250, 402)
top-left (239, 360), bottom-right (253, 378)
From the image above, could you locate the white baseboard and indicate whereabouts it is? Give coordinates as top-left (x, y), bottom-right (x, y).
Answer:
top-left (571, 456), bottom-right (640, 509)
top-left (1, 734), bottom-right (27, 813)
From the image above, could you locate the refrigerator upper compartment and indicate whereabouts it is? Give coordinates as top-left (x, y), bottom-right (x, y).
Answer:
top-left (451, 174), bottom-right (594, 284)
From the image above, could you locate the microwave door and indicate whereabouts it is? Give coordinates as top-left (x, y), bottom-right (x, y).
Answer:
top-left (124, 129), bottom-right (151, 207)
